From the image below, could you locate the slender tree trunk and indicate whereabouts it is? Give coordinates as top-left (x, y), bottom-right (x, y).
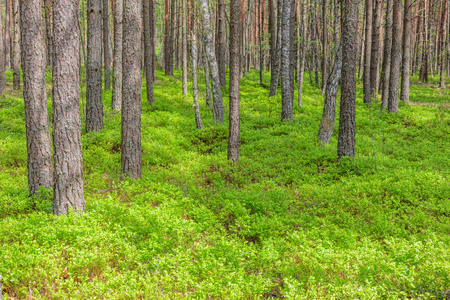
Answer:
top-left (439, 0), bottom-right (447, 88)
top-left (200, 0), bottom-right (224, 124)
top-left (318, 43), bottom-right (342, 144)
top-left (20, 0), bottom-right (53, 195)
top-left (0, 9), bottom-right (5, 93)
top-left (358, 9), bottom-right (365, 79)
top-left (192, 27), bottom-right (204, 129)
top-left (217, 0), bottom-right (227, 86)
top-left (338, 0), bottom-right (357, 158)
top-left (387, 0), bottom-right (402, 113)
top-left (289, 0), bottom-right (295, 101)
top-left (228, 0), bottom-right (241, 162)
top-left (112, 0), bottom-right (123, 110)
top-left (86, 0), bottom-right (104, 132)
top-left (103, 0), bottom-right (111, 90)
top-left (419, 0), bottom-right (428, 83)
top-left (259, 0), bottom-right (264, 85)
top-left (182, 0), bottom-right (188, 95)
top-left (401, 0), bottom-right (412, 100)
top-left (169, 0), bottom-right (176, 75)
top-left (269, 0), bottom-right (282, 97)
top-left (44, 0), bottom-right (52, 67)
top-left (144, 0), bottom-right (155, 104)
top-left (269, 0), bottom-right (276, 75)
top-left (203, 43), bottom-right (212, 107)
top-left (363, 0), bottom-right (373, 103)
top-left (281, 0), bottom-right (293, 121)
top-left (5, 0), bottom-right (11, 69)
top-left (370, 0), bottom-right (382, 95)
top-left (52, 0), bottom-right (85, 215)
top-left (121, 0), bottom-right (142, 178)
top-left (12, 0), bottom-right (20, 90)
top-left (380, 0), bottom-right (393, 110)
top-left (298, 0), bottom-right (307, 106)
top-left (322, 0), bottom-right (328, 91)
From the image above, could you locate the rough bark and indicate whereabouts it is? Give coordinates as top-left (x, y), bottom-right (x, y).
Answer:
top-left (380, 0), bottom-right (393, 110)
top-left (280, 0), bottom-right (293, 121)
top-left (217, 0), bottom-right (226, 87)
top-left (228, 0), bottom-right (240, 162)
top-left (269, 0), bottom-right (282, 97)
top-left (438, 0), bottom-right (447, 88)
top-left (289, 0), bottom-right (295, 100)
top-left (0, 9), bottom-right (5, 93)
top-left (363, 0), bottom-right (373, 103)
top-left (103, 0), bottom-right (111, 90)
top-left (192, 28), bottom-right (204, 129)
top-left (200, 0), bottom-right (224, 125)
top-left (318, 44), bottom-right (342, 144)
top-left (44, 0), bottom-right (53, 66)
top-left (298, 0), bottom-right (307, 105)
top-left (338, 0), bottom-right (357, 158)
top-left (12, 0), bottom-right (20, 90)
top-left (20, 0), bottom-right (53, 195)
top-left (322, 0), bottom-right (328, 91)
top-left (401, 0), bottom-right (412, 100)
top-left (112, 0), bottom-right (123, 110)
top-left (203, 44), bottom-right (212, 107)
top-left (121, 0), bottom-right (143, 178)
top-left (86, 0), bottom-right (104, 132)
top-left (5, 0), bottom-right (11, 69)
top-left (144, 0), bottom-right (155, 104)
top-left (52, 0), bottom-right (85, 215)
top-left (387, 0), bottom-right (402, 113)
top-left (182, 0), bottom-right (188, 95)
top-left (370, 0), bottom-right (382, 96)
top-left (269, 0), bottom-right (277, 74)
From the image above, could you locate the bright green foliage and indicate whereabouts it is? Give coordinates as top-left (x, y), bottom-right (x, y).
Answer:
top-left (0, 69), bottom-right (449, 299)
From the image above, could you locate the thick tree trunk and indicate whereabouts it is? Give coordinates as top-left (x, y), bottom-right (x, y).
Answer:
top-left (86, 0), bottom-right (104, 132)
top-left (280, 0), bottom-right (293, 121)
top-left (12, 0), bottom-right (20, 90)
top-left (44, 0), bottom-right (53, 67)
top-left (269, 0), bottom-right (282, 97)
top-left (363, 0), bottom-right (373, 103)
top-left (387, 0), bottom-right (402, 113)
top-left (192, 29), bottom-right (204, 129)
top-left (228, 0), bottom-right (241, 162)
top-left (370, 0), bottom-right (382, 96)
top-left (380, 0), bottom-right (393, 110)
top-left (144, 0), bottom-right (155, 104)
top-left (200, 0), bottom-right (224, 125)
top-left (401, 0), bottom-right (412, 100)
top-left (20, 0), bottom-right (53, 195)
top-left (338, 0), bottom-right (357, 158)
top-left (103, 0), bottom-right (111, 90)
top-left (182, 0), bottom-right (188, 95)
top-left (112, 0), bottom-right (123, 110)
top-left (52, 0), bottom-right (85, 215)
top-left (318, 44), bottom-right (342, 144)
top-left (121, 0), bottom-right (142, 178)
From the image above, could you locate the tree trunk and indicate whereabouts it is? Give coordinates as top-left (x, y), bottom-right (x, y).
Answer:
top-left (112, 0), bottom-right (123, 110)
top-left (121, 0), bottom-right (142, 179)
top-left (0, 8), bottom-right (5, 93)
top-left (269, 0), bottom-right (276, 75)
top-left (217, 0), bottom-right (227, 87)
top-left (200, 0), bottom-right (224, 125)
top-left (182, 0), bottom-right (188, 95)
top-left (281, 0), bottom-right (293, 121)
top-left (298, 0), bottom-right (307, 106)
top-left (103, 0), bottom-right (111, 90)
top-left (12, 0), bottom-right (20, 90)
top-left (192, 27), bottom-right (204, 129)
top-left (269, 0), bottom-right (282, 97)
top-left (228, 0), bottom-right (241, 162)
top-left (401, 0), bottom-right (412, 100)
top-left (20, 0), bottom-right (53, 195)
top-left (259, 0), bottom-right (264, 85)
top-left (370, 0), bottom-right (382, 96)
top-left (44, 0), bottom-right (52, 67)
top-left (52, 0), bottom-right (85, 215)
top-left (5, 0), bottom-right (11, 69)
top-left (363, 0), bottom-right (373, 103)
top-left (144, 0), bottom-right (155, 104)
top-left (439, 0), bottom-right (447, 88)
top-left (380, 0), bottom-right (393, 110)
top-left (338, 0), bottom-right (357, 158)
top-left (86, 0), bottom-right (104, 132)
top-left (387, 0), bottom-right (402, 113)
top-left (318, 43), bottom-right (342, 144)
top-left (322, 0), bottom-right (328, 91)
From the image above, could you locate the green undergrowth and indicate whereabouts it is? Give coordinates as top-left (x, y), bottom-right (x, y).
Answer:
top-left (1, 68), bottom-right (449, 299)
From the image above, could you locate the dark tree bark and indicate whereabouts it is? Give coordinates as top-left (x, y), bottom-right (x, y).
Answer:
top-left (167, 0), bottom-right (176, 75)
top-left (322, 0), bottom-right (328, 91)
top-left (380, 0), bottom-right (393, 110)
top-left (228, 0), bottom-right (241, 162)
top-left (12, 0), bottom-right (20, 90)
top-left (370, 0), bottom-right (382, 96)
top-left (150, 0), bottom-right (156, 82)
top-left (298, 0), bottom-right (307, 105)
top-left (281, 0), bottom-right (293, 121)
top-left (5, 0), bottom-right (11, 69)
top-left (419, 0), bottom-right (428, 83)
top-left (143, 0), bottom-right (155, 104)
top-left (20, 0), bottom-right (53, 195)
top-left (289, 0), bottom-right (295, 100)
top-left (192, 26), bottom-right (204, 129)
top-left (338, 0), bottom-right (357, 158)
top-left (200, 0), bottom-right (224, 125)
top-left (86, 0), bottom-right (104, 132)
top-left (103, 0), bottom-right (112, 90)
top-left (217, 0), bottom-right (227, 87)
top-left (387, 0), bottom-right (402, 113)
top-left (318, 44), bottom-right (342, 144)
top-left (401, 0), bottom-right (412, 100)
top-left (363, 0), bottom-right (373, 103)
top-left (269, 0), bottom-right (282, 97)
top-left (438, 0), bottom-right (447, 88)
top-left (112, 0), bottom-right (123, 110)
top-left (44, 0), bottom-right (53, 66)
top-left (121, 0), bottom-right (142, 178)
top-left (52, 0), bottom-right (85, 215)
top-left (0, 9), bottom-right (5, 93)
top-left (269, 0), bottom-right (277, 74)
top-left (182, 0), bottom-right (188, 95)
top-left (164, 0), bottom-right (170, 73)
top-left (259, 0), bottom-right (264, 85)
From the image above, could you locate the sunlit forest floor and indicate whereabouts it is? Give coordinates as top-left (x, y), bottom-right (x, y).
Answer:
top-left (1, 68), bottom-right (449, 299)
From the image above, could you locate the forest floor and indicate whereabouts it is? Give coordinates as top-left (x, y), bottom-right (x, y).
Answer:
top-left (0, 69), bottom-right (449, 299)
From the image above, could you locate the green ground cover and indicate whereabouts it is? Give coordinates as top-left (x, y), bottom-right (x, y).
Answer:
top-left (0, 69), bottom-right (449, 299)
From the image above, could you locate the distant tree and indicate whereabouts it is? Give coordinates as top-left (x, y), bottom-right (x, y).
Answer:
top-left (438, 0), bottom-right (447, 88)
top-left (401, 0), bottom-right (412, 99)
top-left (112, 0), bottom-right (123, 110)
top-left (370, 0), bottom-right (382, 96)
top-left (5, 0), bottom-right (11, 69)
top-left (52, 0), bottom-right (85, 214)
top-left (144, 0), bottom-right (155, 104)
top-left (338, 0), bottom-right (357, 158)
top-left (20, 0), bottom-right (53, 195)
top-left (216, 0), bottom-right (227, 87)
top-left (182, 0), bottom-right (188, 95)
top-left (281, 0), bottom-right (293, 121)
top-left (191, 21), bottom-right (204, 129)
top-left (0, 9), bottom-right (5, 93)
top-left (269, 0), bottom-right (282, 97)
top-left (363, 0), bottom-right (373, 103)
top-left (103, 0), bottom-right (112, 90)
top-left (388, 0), bottom-right (403, 113)
top-left (297, 0), bottom-right (307, 105)
top-left (121, 0), bottom-right (143, 178)
top-left (380, 0), bottom-right (393, 110)
top-left (12, 0), bottom-right (20, 90)
top-left (228, 0), bottom-right (241, 162)
top-left (86, 0), bottom-right (104, 132)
